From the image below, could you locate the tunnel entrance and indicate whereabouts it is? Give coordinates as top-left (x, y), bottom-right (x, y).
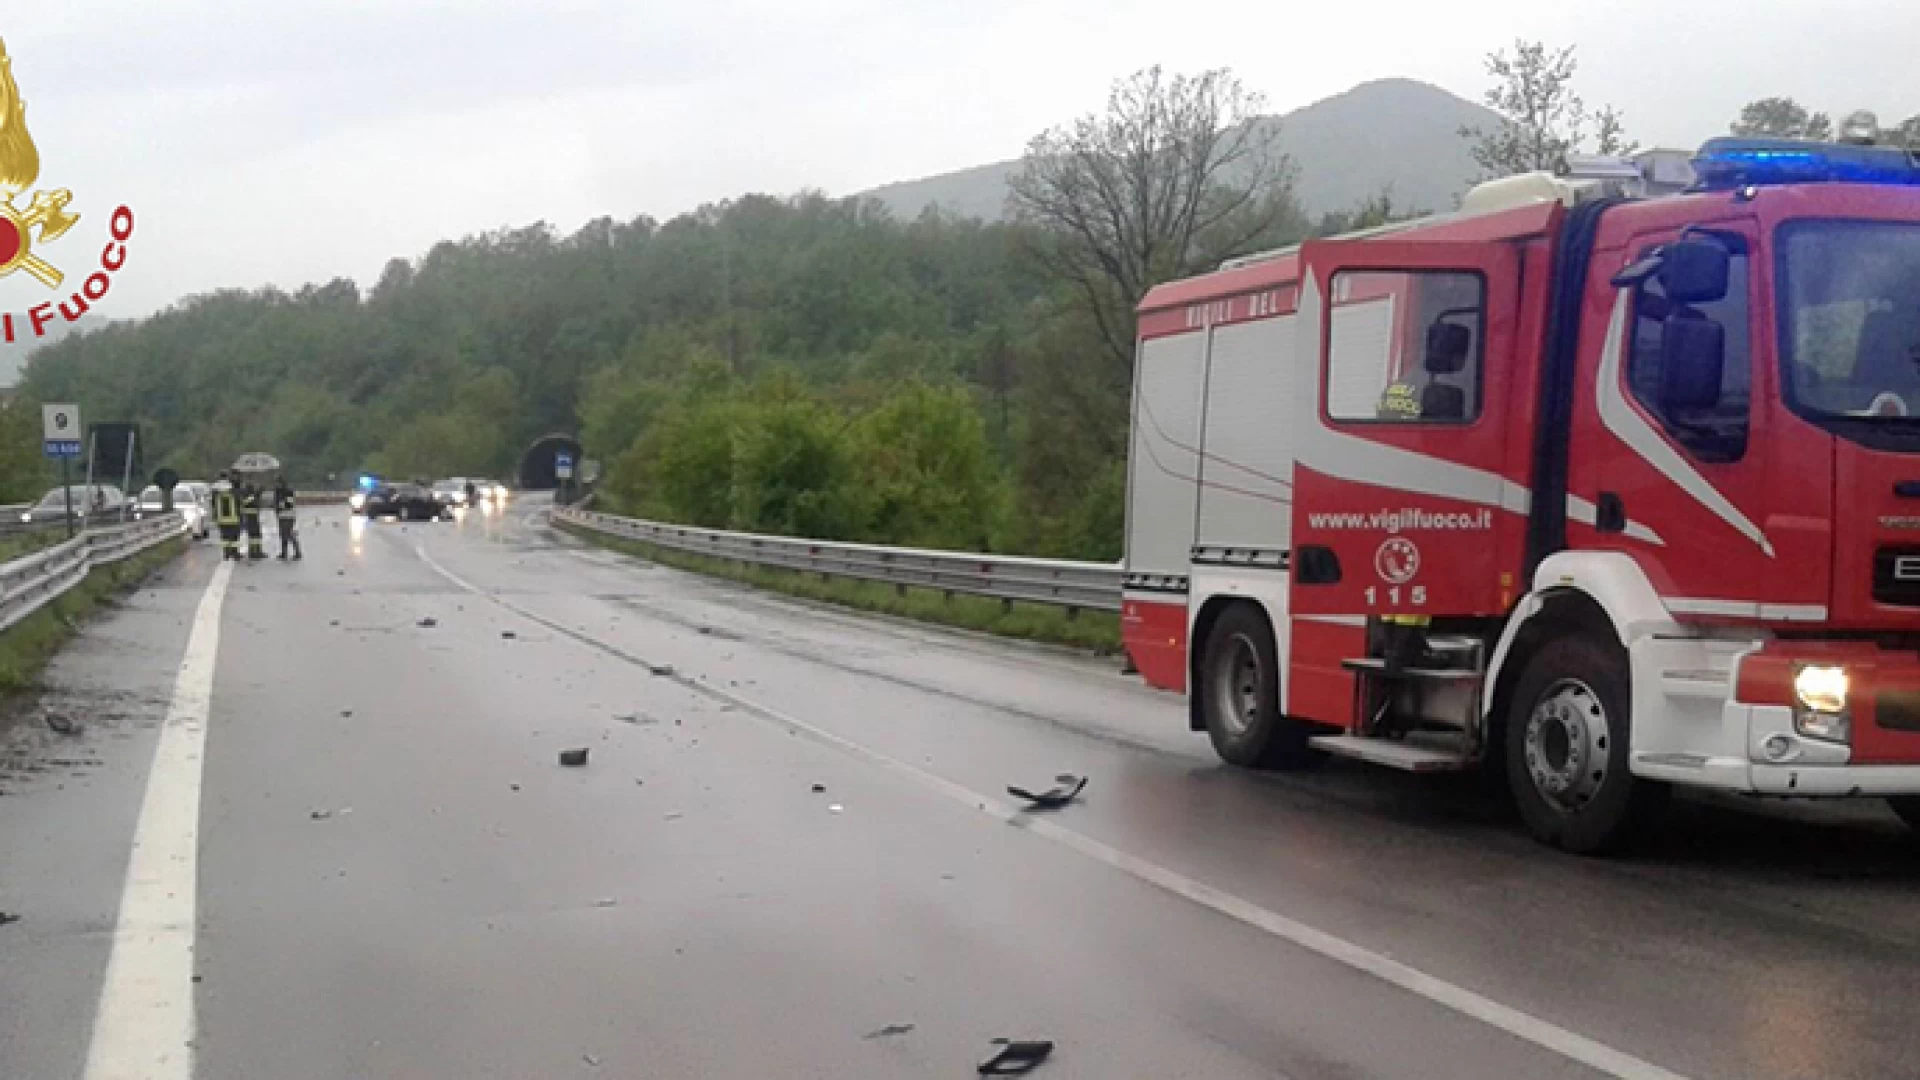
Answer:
top-left (518, 433), bottom-right (583, 490)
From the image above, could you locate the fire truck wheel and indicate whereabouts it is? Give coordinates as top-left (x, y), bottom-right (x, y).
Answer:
top-left (1886, 797), bottom-right (1920, 832)
top-left (1200, 604), bottom-right (1314, 769)
top-left (1504, 635), bottom-right (1667, 854)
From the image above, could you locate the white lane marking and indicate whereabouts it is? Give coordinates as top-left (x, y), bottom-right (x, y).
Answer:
top-left (414, 543), bottom-right (1690, 1080)
top-left (83, 559), bottom-right (231, 1080)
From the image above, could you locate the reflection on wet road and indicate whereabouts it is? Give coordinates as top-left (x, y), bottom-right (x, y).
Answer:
top-left (4, 495), bottom-right (1919, 1080)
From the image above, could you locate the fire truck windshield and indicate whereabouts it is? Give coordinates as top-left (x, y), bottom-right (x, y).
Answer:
top-left (1780, 221), bottom-right (1920, 423)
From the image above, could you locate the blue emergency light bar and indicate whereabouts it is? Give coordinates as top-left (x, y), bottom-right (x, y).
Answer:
top-left (1693, 137), bottom-right (1920, 191)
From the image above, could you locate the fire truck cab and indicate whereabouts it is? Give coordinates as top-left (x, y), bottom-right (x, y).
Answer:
top-left (1124, 136), bottom-right (1920, 852)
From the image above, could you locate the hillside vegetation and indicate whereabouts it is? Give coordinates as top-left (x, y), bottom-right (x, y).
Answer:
top-left (11, 196), bottom-right (1148, 558)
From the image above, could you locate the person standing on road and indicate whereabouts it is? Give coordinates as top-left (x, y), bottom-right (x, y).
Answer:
top-left (241, 482), bottom-right (266, 560)
top-left (211, 472), bottom-right (242, 561)
top-left (274, 478), bottom-right (301, 561)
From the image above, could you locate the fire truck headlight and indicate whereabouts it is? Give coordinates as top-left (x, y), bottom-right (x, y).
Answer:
top-left (1793, 665), bottom-right (1851, 742)
top-left (1794, 666), bottom-right (1849, 713)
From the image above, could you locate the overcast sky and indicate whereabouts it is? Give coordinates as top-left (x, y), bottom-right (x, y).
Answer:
top-left (2, 0), bottom-right (1915, 327)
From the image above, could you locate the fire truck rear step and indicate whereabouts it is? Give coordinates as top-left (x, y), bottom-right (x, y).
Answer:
top-left (1308, 734), bottom-right (1475, 772)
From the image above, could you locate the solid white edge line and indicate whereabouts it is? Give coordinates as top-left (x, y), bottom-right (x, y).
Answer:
top-left (82, 558), bottom-right (231, 1080)
top-left (413, 540), bottom-right (1692, 1080)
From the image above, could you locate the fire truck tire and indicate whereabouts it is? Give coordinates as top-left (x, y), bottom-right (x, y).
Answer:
top-left (1503, 635), bottom-right (1667, 854)
top-left (1885, 797), bottom-right (1920, 832)
top-left (1199, 604), bottom-right (1314, 769)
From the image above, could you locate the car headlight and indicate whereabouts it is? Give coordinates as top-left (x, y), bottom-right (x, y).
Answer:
top-left (1793, 665), bottom-right (1850, 742)
top-left (348, 493), bottom-right (366, 511)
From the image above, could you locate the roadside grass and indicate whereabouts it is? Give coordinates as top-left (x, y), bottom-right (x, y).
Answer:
top-left (0, 528), bottom-right (69, 564)
top-left (555, 520), bottom-right (1122, 653)
top-left (0, 536), bottom-right (188, 696)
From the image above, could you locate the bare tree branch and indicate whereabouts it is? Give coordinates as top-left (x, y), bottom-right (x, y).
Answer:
top-left (1009, 67), bottom-right (1303, 370)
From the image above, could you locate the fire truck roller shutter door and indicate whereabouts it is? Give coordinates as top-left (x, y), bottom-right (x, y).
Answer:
top-left (1126, 332), bottom-right (1207, 580)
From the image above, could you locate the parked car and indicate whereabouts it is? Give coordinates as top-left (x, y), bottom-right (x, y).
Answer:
top-left (362, 483), bottom-right (448, 521)
top-left (19, 484), bottom-right (128, 525)
top-left (135, 484), bottom-right (210, 539)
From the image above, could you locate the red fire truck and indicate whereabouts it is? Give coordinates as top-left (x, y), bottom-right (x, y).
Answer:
top-left (1122, 135), bottom-right (1920, 852)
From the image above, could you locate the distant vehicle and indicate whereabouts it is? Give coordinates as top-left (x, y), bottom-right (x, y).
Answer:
top-left (361, 483), bottom-right (448, 521)
top-left (20, 484), bottom-right (127, 525)
top-left (432, 477), bottom-right (507, 507)
top-left (135, 484), bottom-right (210, 539)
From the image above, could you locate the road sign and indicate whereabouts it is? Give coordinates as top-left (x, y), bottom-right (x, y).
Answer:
top-left (554, 450), bottom-right (574, 479)
top-left (42, 403), bottom-right (81, 458)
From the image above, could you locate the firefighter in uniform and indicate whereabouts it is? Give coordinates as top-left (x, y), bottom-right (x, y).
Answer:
top-left (241, 482), bottom-right (266, 560)
top-left (210, 473), bottom-right (242, 560)
top-left (274, 478), bottom-right (302, 561)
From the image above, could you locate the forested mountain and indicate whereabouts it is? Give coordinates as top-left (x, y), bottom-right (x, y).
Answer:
top-left (859, 79), bottom-right (1502, 222)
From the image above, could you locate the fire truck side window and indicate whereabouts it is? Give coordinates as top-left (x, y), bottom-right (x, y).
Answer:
top-left (1627, 245), bottom-right (1751, 463)
top-left (1325, 270), bottom-right (1484, 424)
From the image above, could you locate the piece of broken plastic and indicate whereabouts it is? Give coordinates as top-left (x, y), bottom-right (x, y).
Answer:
top-left (978, 1039), bottom-right (1054, 1075)
top-left (559, 748), bottom-right (590, 767)
top-left (1006, 776), bottom-right (1086, 811)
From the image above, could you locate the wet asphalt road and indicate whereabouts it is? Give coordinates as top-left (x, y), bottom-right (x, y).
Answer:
top-left (4, 497), bottom-right (1920, 1080)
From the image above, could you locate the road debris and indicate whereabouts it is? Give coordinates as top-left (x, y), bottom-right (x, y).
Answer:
top-left (593, 898), bottom-right (617, 908)
top-left (340, 709), bottom-right (354, 718)
top-left (828, 803), bottom-right (845, 814)
top-left (44, 712), bottom-right (82, 736)
top-left (811, 783), bottom-right (826, 793)
top-left (509, 783), bottom-right (521, 792)
top-left (0, 911), bottom-right (20, 927)
top-left (664, 811), bottom-right (684, 821)
top-left (978, 1039), bottom-right (1055, 1075)
top-left (501, 630), bottom-right (517, 640)
top-left (417, 617), bottom-right (437, 628)
top-left (646, 662), bottom-right (676, 676)
top-left (1007, 776), bottom-right (1086, 812)
top-left (863, 1023), bottom-right (915, 1040)
top-left (558, 748), bottom-right (590, 768)
top-left (329, 619), bottom-right (340, 627)
top-left (582, 1054), bottom-right (602, 1067)
top-left (309, 809), bottom-right (332, 820)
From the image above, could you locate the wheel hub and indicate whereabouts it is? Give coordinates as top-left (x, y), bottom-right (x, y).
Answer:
top-left (1211, 633), bottom-right (1260, 737)
top-left (1523, 678), bottom-right (1610, 812)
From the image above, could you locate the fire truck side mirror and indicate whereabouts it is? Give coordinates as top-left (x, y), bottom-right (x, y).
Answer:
top-left (1657, 240), bottom-right (1729, 304)
top-left (1659, 316), bottom-right (1725, 411)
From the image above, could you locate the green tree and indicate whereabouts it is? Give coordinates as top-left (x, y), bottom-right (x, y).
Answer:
top-left (727, 378), bottom-right (859, 538)
top-left (848, 381), bottom-right (1002, 550)
top-left (1730, 97), bottom-right (1833, 140)
top-left (0, 400), bottom-right (50, 502)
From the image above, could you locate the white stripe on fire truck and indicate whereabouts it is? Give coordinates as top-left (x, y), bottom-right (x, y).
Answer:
top-left (1594, 293), bottom-right (1775, 557)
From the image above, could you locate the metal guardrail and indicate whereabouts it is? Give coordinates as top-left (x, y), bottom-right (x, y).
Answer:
top-left (553, 506), bottom-right (1124, 613)
top-left (0, 515), bottom-right (188, 635)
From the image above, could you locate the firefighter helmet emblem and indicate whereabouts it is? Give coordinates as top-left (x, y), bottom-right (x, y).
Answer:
top-left (0, 38), bottom-right (79, 290)
top-left (1374, 537), bottom-right (1420, 584)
